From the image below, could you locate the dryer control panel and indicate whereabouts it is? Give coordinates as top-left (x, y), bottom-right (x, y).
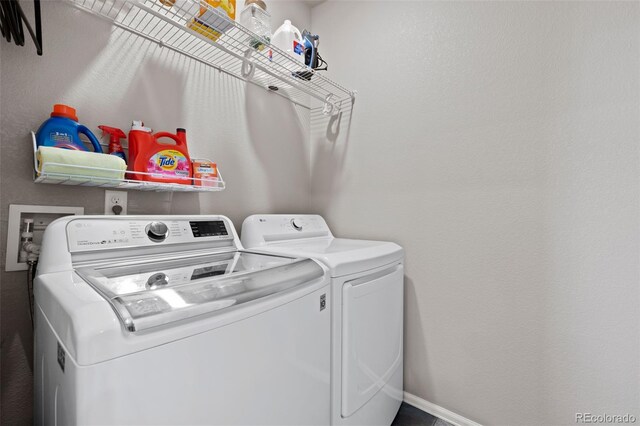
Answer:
top-left (66, 217), bottom-right (235, 253)
top-left (241, 215), bottom-right (332, 248)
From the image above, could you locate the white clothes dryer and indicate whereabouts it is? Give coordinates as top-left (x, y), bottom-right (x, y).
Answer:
top-left (242, 215), bottom-right (404, 426)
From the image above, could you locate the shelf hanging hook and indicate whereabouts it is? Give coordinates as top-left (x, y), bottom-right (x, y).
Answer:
top-left (240, 49), bottom-right (255, 79)
top-left (322, 94), bottom-right (338, 116)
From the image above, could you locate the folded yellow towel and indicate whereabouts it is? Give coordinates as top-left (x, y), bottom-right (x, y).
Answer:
top-left (37, 146), bottom-right (127, 181)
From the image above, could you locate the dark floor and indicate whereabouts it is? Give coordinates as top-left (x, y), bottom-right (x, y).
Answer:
top-left (391, 403), bottom-right (454, 426)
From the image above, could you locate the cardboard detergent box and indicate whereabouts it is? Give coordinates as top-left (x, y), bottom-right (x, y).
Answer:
top-left (188, 0), bottom-right (236, 42)
top-left (192, 159), bottom-right (219, 186)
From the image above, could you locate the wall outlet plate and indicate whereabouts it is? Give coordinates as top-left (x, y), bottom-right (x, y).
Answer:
top-left (5, 204), bottom-right (84, 272)
top-left (104, 190), bottom-right (127, 215)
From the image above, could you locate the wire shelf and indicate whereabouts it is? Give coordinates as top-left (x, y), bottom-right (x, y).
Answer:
top-left (68, 0), bottom-right (355, 114)
top-left (32, 132), bottom-right (225, 192)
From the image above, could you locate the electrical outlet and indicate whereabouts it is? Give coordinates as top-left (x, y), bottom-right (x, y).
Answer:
top-left (105, 190), bottom-right (128, 215)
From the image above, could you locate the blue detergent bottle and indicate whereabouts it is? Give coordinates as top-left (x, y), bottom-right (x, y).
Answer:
top-left (35, 104), bottom-right (103, 152)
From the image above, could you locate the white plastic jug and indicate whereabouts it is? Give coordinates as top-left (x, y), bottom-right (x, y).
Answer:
top-left (271, 20), bottom-right (305, 64)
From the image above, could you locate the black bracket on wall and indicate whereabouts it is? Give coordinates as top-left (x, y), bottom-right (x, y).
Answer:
top-left (0, 0), bottom-right (42, 55)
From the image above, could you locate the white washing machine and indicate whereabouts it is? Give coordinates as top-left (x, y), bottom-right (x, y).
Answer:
top-left (242, 215), bottom-right (404, 426)
top-left (34, 215), bottom-right (331, 425)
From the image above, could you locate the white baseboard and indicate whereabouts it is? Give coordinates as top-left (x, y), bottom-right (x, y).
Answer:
top-left (403, 392), bottom-right (483, 426)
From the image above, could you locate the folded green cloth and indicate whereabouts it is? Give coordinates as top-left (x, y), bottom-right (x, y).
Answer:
top-left (37, 146), bottom-right (127, 181)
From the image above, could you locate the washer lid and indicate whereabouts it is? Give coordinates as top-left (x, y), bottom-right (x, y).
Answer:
top-left (75, 251), bottom-right (324, 332)
top-left (260, 238), bottom-right (404, 277)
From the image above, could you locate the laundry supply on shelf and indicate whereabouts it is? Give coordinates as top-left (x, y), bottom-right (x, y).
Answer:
top-left (187, 0), bottom-right (236, 42)
top-left (157, 0), bottom-right (236, 41)
top-left (37, 146), bottom-right (127, 181)
top-left (128, 122), bottom-right (193, 184)
top-left (99, 125), bottom-right (127, 164)
top-left (239, 0), bottom-right (271, 52)
top-left (293, 30), bottom-right (328, 81)
top-left (36, 104), bottom-right (103, 153)
top-left (192, 159), bottom-right (219, 186)
top-left (272, 20), bottom-right (305, 65)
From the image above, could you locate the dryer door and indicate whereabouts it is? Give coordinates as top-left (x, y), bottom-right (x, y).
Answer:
top-left (341, 264), bottom-right (404, 418)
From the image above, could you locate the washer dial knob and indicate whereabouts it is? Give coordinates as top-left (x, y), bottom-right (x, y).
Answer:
top-left (291, 219), bottom-right (303, 231)
top-left (146, 272), bottom-right (168, 288)
top-left (146, 221), bottom-right (169, 242)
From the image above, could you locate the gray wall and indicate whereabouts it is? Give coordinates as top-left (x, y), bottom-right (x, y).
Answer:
top-left (0, 1), bottom-right (312, 423)
top-left (310, 1), bottom-right (640, 425)
top-left (3, 1), bottom-right (639, 425)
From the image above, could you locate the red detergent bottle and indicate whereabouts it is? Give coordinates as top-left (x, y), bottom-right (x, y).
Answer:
top-left (127, 121), bottom-right (152, 180)
top-left (128, 121), bottom-right (192, 184)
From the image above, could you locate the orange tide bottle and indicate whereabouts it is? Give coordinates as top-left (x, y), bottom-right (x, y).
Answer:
top-left (131, 125), bottom-right (192, 184)
top-left (127, 121), bottom-right (153, 181)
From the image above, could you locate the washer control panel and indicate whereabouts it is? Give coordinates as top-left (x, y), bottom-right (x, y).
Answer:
top-left (67, 217), bottom-right (235, 252)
